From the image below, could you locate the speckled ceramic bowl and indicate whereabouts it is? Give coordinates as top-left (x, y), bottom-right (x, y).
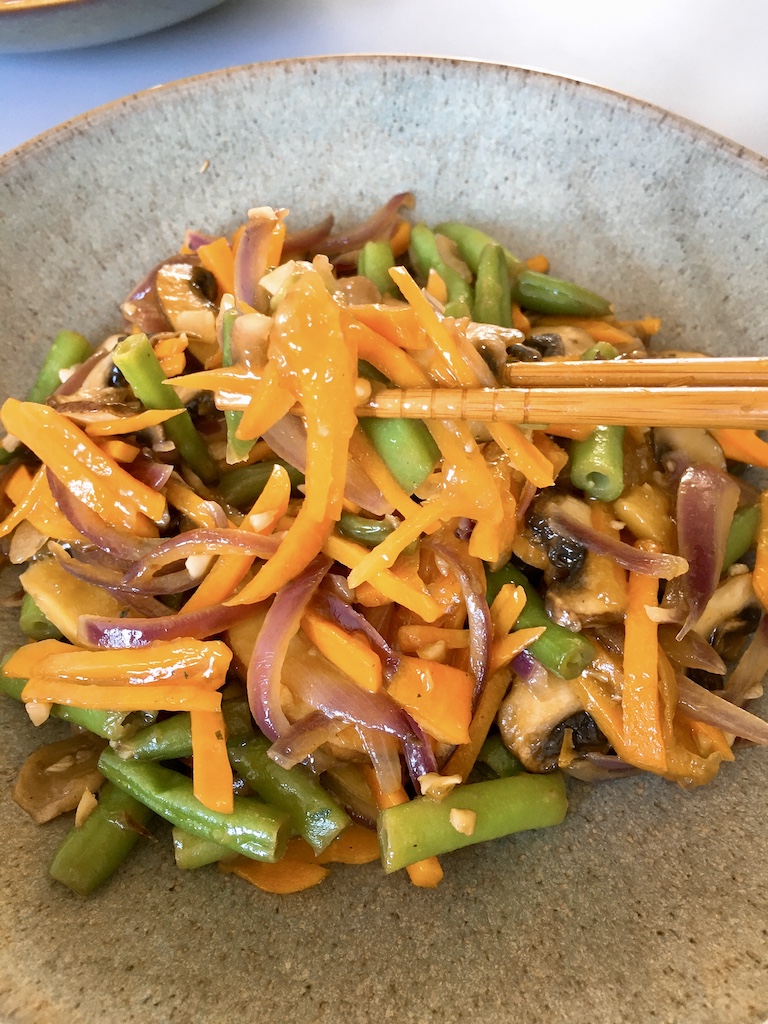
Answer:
top-left (0, 0), bottom-right (227, 53)
top-left (0, 57), bottom-right (766, 1024)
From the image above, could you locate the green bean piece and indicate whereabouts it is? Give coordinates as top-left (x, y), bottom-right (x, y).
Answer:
top-left (0, 666), bottom-right (130, 740)
top-left (117, 700), bottom-right (254, 761)
top-left (358, 240), bottom-right (398, 297)
top-left (99, 747), bottom-right (291, 862)
top-left (478, 733), bottom-right (524, 777)
top-left (434, 221), bottom-right (522, 275)
top-left (112, 333), bottom-right (218, 484)
top-left (26, 330), bottom-right (93, 405)
top-left (722, 504), bottom-right (760, 571)
top-left (360, 417), bottom-right (440, 493)
top-left (227, 735), bottom-right (351, 854)
top-left (337, 511), bottom-right (395, 548)
top-left (49, 781), bottom-right (155, 896)
top-left (172, 827), bottom-right (237, 870)
top-left (19, 593), bottom-right (63, 641)
top-left (217, 458), bottom-right (304, 511)
top-left (409, 223), bottom-right (474, 314)
top-left (513, 269), bottom-right (612, 318)
top-left (221, 307), bottom-right (254, 464)
top-left (474, 243), bottom-right (512, 328)
top-left (485, 564), bottom-right (595, 678)
top-left (581, 342), bottom-right (619, 361)
top-left (570, 425), bottom-right (626, 502)
top-left (378, 773), bottom-right (567, 872)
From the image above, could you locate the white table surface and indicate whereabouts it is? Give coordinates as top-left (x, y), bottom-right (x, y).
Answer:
top-left (1, 0), bottom-right (767, 160)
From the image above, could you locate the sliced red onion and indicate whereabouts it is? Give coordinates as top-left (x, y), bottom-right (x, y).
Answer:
top-left (128, 454), bottom-right (175, 491)
top-left (247, 556), bottom-right (332, 740)
top-left (362, 729), bottom-right (404, 797)
top-left (511, 648), bottom-right (539, 680)
top-left (49, 544), bottom-right (179, 612)
top-left (317, 590), bottom-right (401, 679)
top-left (548, 510), bottom-right (688, 579)
top-left (282, 213), bottom-right (335, 259)
top-left (676, 464), bottom-right (740, 637)
top-left (676, 673), bottom-right (768, 744)
top-left (53, 336), bottom-right (116, 397)
top-left (264, 415), bottom-right (392, 516)
top-left (234, 212), bottom-right (278, 313)
top-left (267, 710), bottom-right (346, 770)
top-left (722, 612), bottom-right (768, 707)
top-left (122, 528), bottom-right (281, 586)
top-left (428, 541), bottom-right (491, 698)
top-left (79, 601), bottom-right (252, 649)
top-left (318, 193), bottom-right (415, 256)
top-left (52, 543), bottom-right (195, 597)
top-left (562, 752), bottom-right (638, 782)
top-left (184, 229), bottom-right (215, 251)
top-left (47, 470), bottom-right (159, 562)
top-left (455, 517), bottom-right (474, 541)
top-left (658, 623), bottom-right (726, 675)
top-left (516, 479), bottom-right (537, 524)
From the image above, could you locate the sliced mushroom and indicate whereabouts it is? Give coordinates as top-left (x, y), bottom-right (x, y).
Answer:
top-left (692, 571), bottom-right (758, 641)
top-left (154, 261), bottom-right (218, 346)
top-left (654, 427), bottom-right (726, 471)
top-left (497, 669), bottom-right (609, 772)
top-left (12, 732), bottom-right (106, 824)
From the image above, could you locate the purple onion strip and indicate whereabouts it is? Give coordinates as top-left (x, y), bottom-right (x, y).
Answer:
top-left (676, 673), bottom-right (768, 744)
top-left (722, 612), bottom-right (768, 707)
top-left (79, 602), bottom-right (252, 649)
top-left (122, 528), bottom-right (280, 585)
top-left (548, 510), bottom-right (688, 579)
top-left (318, 590), bottom-right (401, 679)
top-left (281, 213), bottom-right (335, 259)
top-left (267, 711), bottom-right (346, 770)
top-left (233, 213), bottom-right (276, 313)
top-left (318, 193), bottom-right (415, 256)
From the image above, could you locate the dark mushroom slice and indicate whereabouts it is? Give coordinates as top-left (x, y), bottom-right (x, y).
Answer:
top-left (12, 732), bottom-right (107, 824)
top-left (154, 261), bottom-right (219, 346)
top-left (653, 427), bottom-right (726, 472)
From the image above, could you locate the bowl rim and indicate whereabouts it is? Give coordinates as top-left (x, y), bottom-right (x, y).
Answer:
top-left (2, 53), bottom-right (768, 176)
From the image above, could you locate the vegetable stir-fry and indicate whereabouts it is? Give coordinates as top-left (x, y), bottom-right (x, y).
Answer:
top-left (2, 194), bottom-right (768, 897)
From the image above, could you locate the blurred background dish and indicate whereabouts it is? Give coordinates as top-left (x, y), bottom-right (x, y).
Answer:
top-left (0, 55), bottom-right (766, 1024)
top-left (0, 0), bottom-right (228, 53)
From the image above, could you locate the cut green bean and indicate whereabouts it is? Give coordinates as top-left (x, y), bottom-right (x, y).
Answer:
top-left (117, 700), bottom-right (253, 760)
top-left (99, 747), bottom-right (290, 862)
top-left (485, 564), bottom-right (595, 678)
top-left (112, 333), bottom-right (218, 484)
top-left (337, 511), bottom-right (395, 548)
top-left (227, 735), bottom-right (351, 853)
top-left (478, 733), bottom-right (524, 777)
top-left (409, 223), bottom-right (473, 317)
top-left (360, 417), bottom-right (440, 493)
top-left (19, 593), bottom-right (63, 641)
top-left (474, 243), bottom-right (512, 328)
top-left (434, 221), bottom-right (521, 275)
top-left (570, 425), bottom-right (626, 502)
top-left (217, 458), bottom-right (304, 511)
top-left (581, 342), bottom-right (619, 361)
top-left (26, 330), bottom-right (93, 404)
top-left (221, 307), bottom-right (254, 464)
top-left (172, 827), bottom-right (236, 870)
top-left (723, 504), bottom-right (760, 571)
top-left (49, 781), bottom-right (155, 896)
top-left (378, 773), bottom-right (567, 872)
top-left (358, 240), bottom-right (398, 297)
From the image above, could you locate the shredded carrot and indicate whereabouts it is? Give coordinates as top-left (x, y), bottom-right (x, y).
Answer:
top-left (3, 639), bottom-right (73, 679)
top-left (525, 254), bottom-right (550, 273)
top-left (234, 363), bottom-right (296, 442)
top-left (348, 427), bottom-right (421, 519)
top-left (398, 626), bottom-right (470, 652)
top-left (387, 656), bottom-right (473, 746)
top-left (683, 715), bottom-right (735, 762)
top-left (341, 310), bottom-right (430, 389)
top-left (489, 583), bottom-right (527, 637)
top-left (221, 845), bottom-right (330, 894)
top-left (350, 304), bottom-right (428, 351)
top-left (532, 316), bottom-right (636, 348)
top-left (488, 423), bottom-right (555, 489)
top-left (426, 268), bottom-right (448, 304)
top-left (20, 681), bottom-right (222, 713)
top-left (190, 708), bottom-right (234, 814)
top-left (441, 667), bottom-right (514, 780)
top-left (3, 464), bottom-right (84, 542)
top-left (388, 218), bottom-right (412, 257)
top-left (301, 610), bottom-right (383, 692)
top-left (165, 474), bottom-right (226, 529)
top-left (96, 439), bottom-right (140, 463)
top-left (531, 432), bottom-right (568, 477)
top-left (753, 490), bottom-right (768, 611)
top-left (711, 428), bottom-right (768, 468)
top-left (489, 627), bottom-right (546, 675)
top-left (542, 423), bottom-right (596, 442)
top-left (511, 304), bottom-right (531, 335)
top-left (315, 823), bottom-right (380, 864)
top-left (616, 316), bottom-right (662, 336)
top-left (347, 498), bottom-right (449, 589)
top-left (197, 236), bottom-right (236, 297)
top-left (84, 408), bottom-right (185, 437)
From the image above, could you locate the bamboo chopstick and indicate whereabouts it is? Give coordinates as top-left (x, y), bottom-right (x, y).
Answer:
top-left (502, 356), bottom-right (768, 388)
top-left (359, 386), bottom-right (768, 428)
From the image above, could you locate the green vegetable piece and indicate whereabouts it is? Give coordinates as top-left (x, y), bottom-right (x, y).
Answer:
top-left (360, 417), bottom-right (440, 493)
top-left (378, 773), bottom-right (567, 873)
top-left (26, 330), bottom-right (93, 405)
top-left (337, 511), bottom-right (395, 548)
top-left (228, 735), bottom-right (351, 854)
top-left (217, 458), bottom-right (304, 511)
top-left (172, 827), bottom-right (236, 870)
top-left (409, 223), bottom-right (474, 312)
top-left (485, 564), bottom-right (595, 679)
top-left (118, 701), bottom-right (253, 760)
top-left (581, 342), bottom-right (619, 361)
top-left (49, 781), bottom-right (155, 896)
top-left (99, 747), bottom-right (290, 863)
top-left (722, 504), bottom-right (760, 571)
top-left (358, 240), bottom-right (398, 297)
top-left (513, 269), bottom-right (612, 318)
top-left (221, 307), bottom-right (255, 464)
top-left (112, 333), bottom-right (219, 484)
top-left (19, 593), bottom-right (63, 641)
top-left (434, 221), bottom-right (522, 275)
top-left (478, 733), bottom-right (524, 777)
top-left (474, 243), bottom-right (512, 328)
top-left (570, 425), bottom-right (626, 502)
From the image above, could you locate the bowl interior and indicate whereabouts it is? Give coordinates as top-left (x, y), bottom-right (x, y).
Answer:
top-left (1, 56), bottom-right (767, 1024)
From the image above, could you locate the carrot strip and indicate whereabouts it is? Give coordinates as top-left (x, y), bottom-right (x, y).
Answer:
top-left (20, 681), bottom-right (221, 712)
top-left (96, 439), bottom-right (140, 463)
top-left (489, 627), bottom-right (546, 675)
top-left (490, 584), bottom-right (527, 637)
top-left (301, 610), bottom-right (383, 692)
top-left (197, 237), bottom-right (236, 297)
top-left (3, 639), bottom-right (74, 678)
top-left (387, 656), bottom-right (473, 746)
top-left (220, 846), bottom-right (329, 894)
top-left (753, 490), bottom-right (768, 611)
top-left (397, 626), bottom-right (470, 652)
top-left (511, 304), bottom-right (531, 335)
top-left (342, 313), bottom-right (430, 388)
top-left (350, 305), bottom-right (428, 351)
top-left (315, 823), bottom-right (380, 865)
top-left (616, 317), bottom-right (661, 336)
top-left (426, 268), bottom-right (448, 304)
top-left (388, 218), bottom-right (412, 258)
top-left (347, 427), bottom-right (421, 519)
top-left (234, 363), bottom-right (297, 442)
top-left (542, 423), bottom-right (596, 442)
top-left (488, 423), bottom-right (554, 489)
top-left (711, 428), bottom-right (768, 468)
top-left (191, 708), bottom-right (234, 814)
top-left (347, 498), bottom-right (449, 589)
top-left (441, 667), bottom-right (514, 780)
top-left (3, 464), bottom-right (84, 542)
top-left (165, 475), bottom-right (226, 529)
top-left (0, 465), bottom-right (47, 539)
top-left (525, 254), bottom-right (550, 273)
top-left (85, 408), bottom-right (185, 437)
top-left (532, 431), bottom-right (568, 477)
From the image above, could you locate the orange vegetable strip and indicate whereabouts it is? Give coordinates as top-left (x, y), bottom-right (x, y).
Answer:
top-left (20, 681), bottom-right (222, 713)
top-left (511, 304), bottom-right (531, 335)
top-left (542, 423), bottom-right (596, 442)
top-left (387, 656), bottom-right (473, 746)
top-left (4, 464), bottom-right (84, 542)
top-left (525, 254), bottom-right (550, 273)
top-left (322, 535), bottom-right (441, 623)
top-left (489, 627), bottom-right (546, 675)
top-left (656, 647), bottom-right (678, 747)
top-left (347, 497), bottom-right (449, 589)
top-left (426, 268), bottom-right (448, 304)
top-left (220, 849), bottom-right (330, 893)
top-left (442, 667), bottom-right (515, 780)
top-left (362, 767), bottom-right (443, 888)
top-left (0, 398), bottom-right (166, 527)
top-left (157, 353), bottom-right (186, 379)
top-left (531, 316), bottom-right (636, 347)
top-left (490, 584), bottom-right (527, 637)
top-left (96, 439), bottom-right (140, 463)
top-left (388, 218), bottom-right (411, 258)
top-left (191, 708), bottom-right (234, 814)
top-left (616, 317), bottom-right (661, 335)
top-left (0, 464), bottom-right (47, 539)
top-left (301, 610), bottom-right (382, 693)
top-left (342, 312), bottom-right (430, 388)
top-left (152, 336), bottom-right (188, 359)
top-left (184, 464), bottom-right (291, 612)
top-left (3, 639), bottom-right (74, 679)
top-left (488, 423), bottom-right (555, 489)
top-left (389, 266), bottom-right (476, 386)
top-left (711, 428), bottom-right (768, 468)
top-left (164, 366), bottom-right (259, 396)
top-left (621, 541), bottom-right (667, 771)
top-left (234, 364), bottom-right (296, 442)
top-left (350, 305), bottom-right (428, 351)
top-left (532, 431), bottom-right (568, 477)
top-left (428, 421), bottom-right (503, 522)
top-left (397, 626), bottom-right (470, 652)
top-left (197, 237), bottom-right (236, 296)
top-left (348, 427), bottom-right (421, 518)
top-left (84, 408), bottom-right (185, 437)
top-left (753, 490), bottom-right (768, 611)
top-left (682, 715), bottom-right (735, 762)
top-left (571, 665), bottom-right (629, 761)
top-left (315, 822), bottom-right (380, 864)
top-left (165, 475), bottom-right (226, 530)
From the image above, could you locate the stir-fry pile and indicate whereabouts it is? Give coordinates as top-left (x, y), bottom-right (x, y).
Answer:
top-left (2, 194), bottom-right (768, 896)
